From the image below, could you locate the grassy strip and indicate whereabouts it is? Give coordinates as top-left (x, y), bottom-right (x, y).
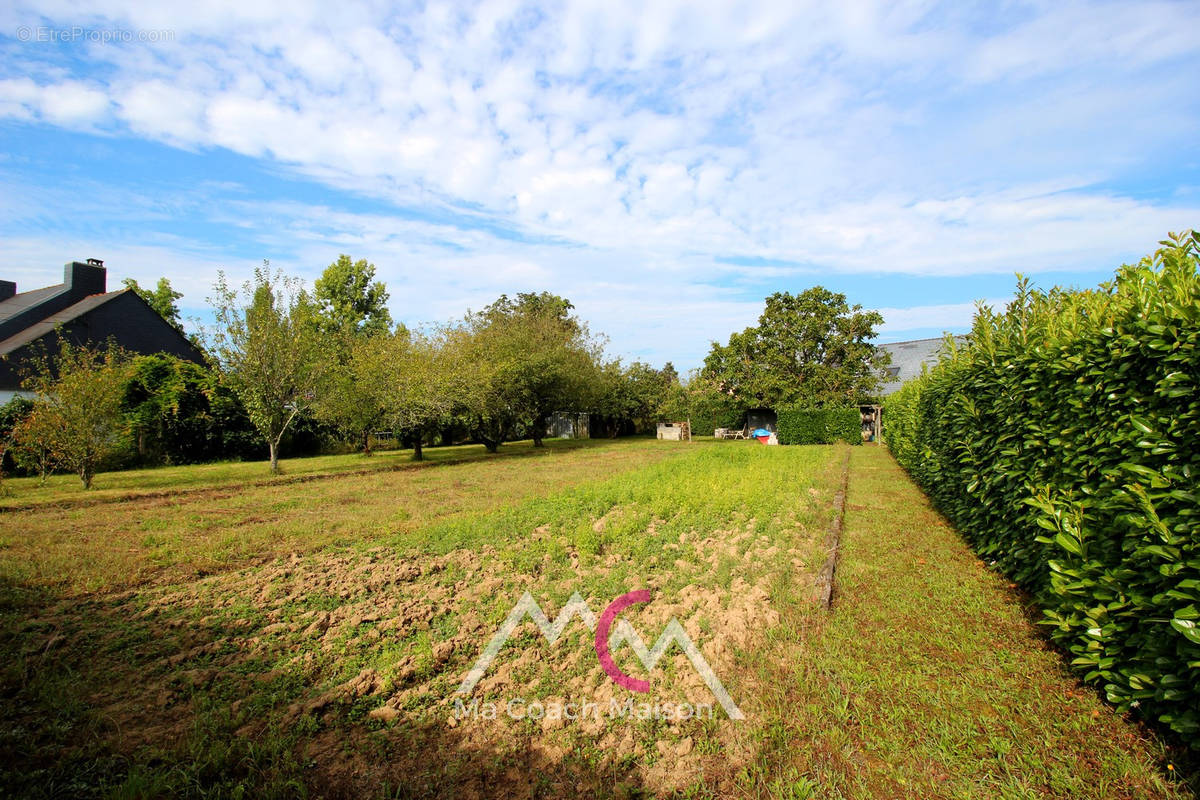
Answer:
top-left (0, 438), bottom-right (604, 511)
top-left (729, 445), bottom-right (1192, 799)
top-left (0, 439), bottom-right (676, 595)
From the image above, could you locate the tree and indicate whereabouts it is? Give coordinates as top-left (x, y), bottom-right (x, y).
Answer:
top-left (591, 360), bottom-right (673, 437)
top-left (701, 287), bottom-right (888, 408)
top-left (458, 292), bottom-right (601, 451)
top-left (206, 263), bottom-right (322, 473)
top-left (122, 354), bottom-right (259, 465)
top-left (10, 404), bottom-right (57, 484)
top-left (313, 254), bottom-right (393, 337)
top-left (660, 361), bottom-right (680, 387)
top-left (16, 341), bottom-right (131, 488)
top-left (0, 396), bottom-right (34, 487)
top-left (308, 256), bottom-right (396, 452)
top-left (311, 329), bottom-right (394, 455)
top-left (123, 277), bottom-right (184, 330)
top-left (379, 327), bottom-right (460, 461)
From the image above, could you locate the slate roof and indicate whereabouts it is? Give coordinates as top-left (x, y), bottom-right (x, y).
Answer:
top-left (0, 285), bottom-right (62, 323)
top-left (876, 336), bottom-right (968, 396)
top-left (0, 291), bottom-right (128, 355)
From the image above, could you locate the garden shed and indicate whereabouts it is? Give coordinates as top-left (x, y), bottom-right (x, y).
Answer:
top-left (656, 421), bottom-right (691, 441)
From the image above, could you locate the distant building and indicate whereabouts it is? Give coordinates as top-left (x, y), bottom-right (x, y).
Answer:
top-left (0, 259), bottom-right (205, 403)
top-left (545, 411), bottom-right (589, 439)
top-left (876, 336), bottom-right (968, 397)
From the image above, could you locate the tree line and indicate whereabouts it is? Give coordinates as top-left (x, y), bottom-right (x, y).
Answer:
top-left (0, 255), bottom-right (888, 489)
top-left (0, 256), bottom-right (678, 487)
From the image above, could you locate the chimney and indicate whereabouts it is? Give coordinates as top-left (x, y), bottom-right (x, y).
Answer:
top-left (64, 259), bottom-right (107, 296)
top-left (0, 280), bottom-right (14, 302)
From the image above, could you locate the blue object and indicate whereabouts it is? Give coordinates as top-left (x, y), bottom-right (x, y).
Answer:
top-left (753, 428), bottom-right (771, 437)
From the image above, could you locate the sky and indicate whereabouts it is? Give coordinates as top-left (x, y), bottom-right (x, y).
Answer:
top-left (1, 1), bottom-right (1198, 371)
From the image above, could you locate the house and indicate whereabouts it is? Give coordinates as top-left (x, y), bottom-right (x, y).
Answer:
top-left (876, 336), bottom-right (968, 397)
top-left (0, 259), bottom-right (205, 403)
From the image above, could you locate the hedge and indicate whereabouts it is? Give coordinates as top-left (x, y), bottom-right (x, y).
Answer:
top-left (884, 231), bottom-right (1200, 745)
top-left (777, 407), bottom-right (862, 445)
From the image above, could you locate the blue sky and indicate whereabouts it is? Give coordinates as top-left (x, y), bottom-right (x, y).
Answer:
top-left (1, 1), bottom-right (1198, 371)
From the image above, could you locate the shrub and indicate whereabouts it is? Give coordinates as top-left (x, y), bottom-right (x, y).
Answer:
top-left (884, 231), bottom-right (1200, 745)
top-left (777, 408), bottom-right (862, 445)
top-left (123, 354), bottom-right (261, 465)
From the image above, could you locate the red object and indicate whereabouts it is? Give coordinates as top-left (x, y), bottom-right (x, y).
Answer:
top-left (756, 435), bottom-right (770, 443)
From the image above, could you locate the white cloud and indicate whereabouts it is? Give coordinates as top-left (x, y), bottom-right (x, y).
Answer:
top-left (1, 0), bottom-right (1197, 366)
top-left (875, 300), bottom-right (1005, 336)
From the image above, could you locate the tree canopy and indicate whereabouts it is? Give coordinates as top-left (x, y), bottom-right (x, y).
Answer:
top-left (14, 341), bottom-right (131, 488)
top-left (457, 292), bottom-right (601, 450)
top-left (701, 287), bottom-right (888, 408)
top-left (206, 264), bottom-right (323, 472)
top-left (122, 277), bottom-right (184, 330)
top-left (312, 254), bottom-right (393, 337)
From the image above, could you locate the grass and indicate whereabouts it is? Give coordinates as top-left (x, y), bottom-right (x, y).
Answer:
top-left (0, 437), bottom-right (602, 511)
top-left (0, 440), bottom-right (1193, 798)
top-left (0, 439), bottom-right (834, 798)
top-left (0, 438), bottom-right (671, 594)
top-left (718, 445), bottom-right (1194, 799)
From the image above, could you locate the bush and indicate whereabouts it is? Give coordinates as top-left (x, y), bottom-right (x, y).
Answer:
top-left (123, 354), bottom-right (261, 465)
top-left (777, 408), bottom-right (862, 445)
top-left (884, 231), bottom-right (1200, 745)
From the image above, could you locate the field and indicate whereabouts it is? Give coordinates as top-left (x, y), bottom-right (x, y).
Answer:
top-left (0, 440), bottom-right (1193, 798)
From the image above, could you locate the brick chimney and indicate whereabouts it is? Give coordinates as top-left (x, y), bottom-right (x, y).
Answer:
top-left (65, 259), bottom-right (107, 296)
top-left (0, 280), bottom-right (14, 302)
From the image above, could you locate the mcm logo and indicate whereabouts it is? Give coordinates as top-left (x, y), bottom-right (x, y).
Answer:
top-left (456, 590), bottom-right (745, 720)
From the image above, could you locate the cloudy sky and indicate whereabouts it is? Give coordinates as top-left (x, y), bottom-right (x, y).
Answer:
top-left (1, 1), bottom-right (1197, 370)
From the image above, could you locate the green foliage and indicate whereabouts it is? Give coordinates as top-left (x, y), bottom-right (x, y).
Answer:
top-left (312, 254), bottom-right (393, 337)
top-left (122, 277), bottom-right (184, 330)
top-left (0, 396), bottom-right (33, 473)
top-left (591, 360), bottom-right (676, 436)
top-left (122, 354), bottom-right (259, 464)
top-left (310, 328), bottom-right (393, 453)
top-left (776, 408), bottom-right (862, 445)
top-left (377, 327), bottom-right (460, 460)
top-left (206, 263), bottom-right (324, 473)
top-left (658, 371), bottom-right (741, 436)
top-left (884, 230), bottom-right (1200, 745)
top-left (457, 292), bottom-right (602, 450)
top-left (15, 341), bottom-right (132, 488)
top-left (702, 287), bottom-right (888, 408)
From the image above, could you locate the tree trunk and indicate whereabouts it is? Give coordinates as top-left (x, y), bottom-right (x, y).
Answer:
top-left (482, 436), bottom-right (499, 453)
top-left (269, 440), bottom-right (280, 474)
top-left (532, 411), bottom-right (546, 447)
top-left (80, 463), bottom-right (93, 489)
top-left (362, 430), bottom-right (373, 456)
top-left (412, 434), bottom-right (423, 462)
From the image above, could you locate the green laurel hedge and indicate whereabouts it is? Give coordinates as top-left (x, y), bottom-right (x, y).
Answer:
top-left (884, 231), bottom-right (1200, 745)
top-left (777, 408), bottom-right (862, 445)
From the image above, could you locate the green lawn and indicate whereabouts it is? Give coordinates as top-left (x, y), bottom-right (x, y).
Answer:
top-left (0, 441), bottom-right (1192, 798)
top-left (0, 437), bottom-right (604, 511)
top-left (744, 446), bottom-right (1194, 799)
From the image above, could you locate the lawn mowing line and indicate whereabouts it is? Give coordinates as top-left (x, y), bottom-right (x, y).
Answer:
top-left (813, 445), bottom-right (851, 611)
top-left (0, 445), bottom-right (582, 515)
